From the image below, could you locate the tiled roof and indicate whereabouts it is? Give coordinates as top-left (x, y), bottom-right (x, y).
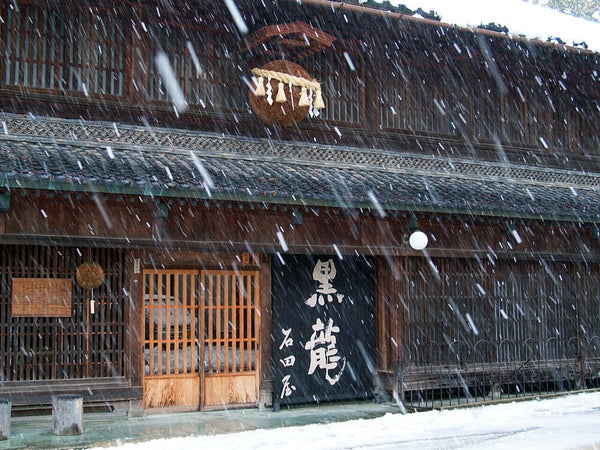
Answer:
top-left (0, 114), bottom-right (599, 222)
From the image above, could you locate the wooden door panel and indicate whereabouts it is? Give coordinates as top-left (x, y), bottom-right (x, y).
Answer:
top-left (204, 373), bottom-right (257, 406)
top-left (143, 270), bottom-right (201, 409)
top-left (142, 268), bottom-right (260, 409)
top-left (143, 375), bottom-right (200, 408)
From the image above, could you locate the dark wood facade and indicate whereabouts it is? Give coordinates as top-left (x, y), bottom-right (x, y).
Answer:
top-left (1, 0), bottom-right (599, 168)
top-left (1, 0), bottom-right (599, 412)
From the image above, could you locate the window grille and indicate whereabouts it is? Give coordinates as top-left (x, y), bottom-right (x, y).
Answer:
top-left (146, 25), bottom-right (247, 114)
top-left (0, 245), bottom-right (126, 381)
top-left (3, 3), bottom-right (127, 97)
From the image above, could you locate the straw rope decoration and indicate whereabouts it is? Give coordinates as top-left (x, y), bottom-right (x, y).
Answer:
top-left (251, 67), bottom-right (325, 111)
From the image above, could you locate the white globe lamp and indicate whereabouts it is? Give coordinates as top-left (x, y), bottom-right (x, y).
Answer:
top-left (409, 230), bottom-right (428, 250)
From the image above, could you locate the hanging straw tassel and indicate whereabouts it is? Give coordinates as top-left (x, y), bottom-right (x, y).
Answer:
top-left (254, 76), bottom-right (265, 96)
top-left (275, 81), bottom-right (286, 103)
top-left (314, 88), bottom-right (325, 109)
top-left (298, 86), bottom-right (309, 107)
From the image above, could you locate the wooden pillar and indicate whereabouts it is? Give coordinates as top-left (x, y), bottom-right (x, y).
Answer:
top-left (258, 254), bottom-right (273, 407)
top-left (125, 249), bottom-right (144, 388)
top-left (375, 255), bottom-right (402, 399)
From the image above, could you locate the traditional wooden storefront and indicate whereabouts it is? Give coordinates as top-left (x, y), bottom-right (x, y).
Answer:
top-left (1, 0), bottom-right (600, 413)
top-left (380, 254), bottom-right (600, 407)
top-left (1, 177), bottom-right (598, 411)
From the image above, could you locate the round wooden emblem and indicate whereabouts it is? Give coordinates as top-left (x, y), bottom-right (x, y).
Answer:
top-left (249, 60), bottom-right (311, 126)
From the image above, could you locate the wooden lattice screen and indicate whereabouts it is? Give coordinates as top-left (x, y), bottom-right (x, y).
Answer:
top-left (0, 245), bottom-right (126, 381)
top-left (304, 50), bottom-right (364, 126)
top-left (3, 2), bottom-right (127, 96)
top-left (144, 270), bottom-right (200, 376)
top-left (203, 270), bottom-right (259, 374)
top-left (399, 257), bottom-right (600, 367)
top-left (374, 54), bottom-right (600, 155)
top-left (146, 24), bottom-right (246, 113)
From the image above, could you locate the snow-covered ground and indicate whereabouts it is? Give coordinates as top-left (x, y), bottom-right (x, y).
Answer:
top-left (388, 0), bottom-right (600, 52)
top-left (102, 392), bottom-right (600, 449)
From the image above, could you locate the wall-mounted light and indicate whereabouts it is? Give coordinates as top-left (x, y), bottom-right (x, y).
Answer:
top-left (406, 215), bottom-right (428, 250)
top-left (408, 230), bottom-right (428, 250)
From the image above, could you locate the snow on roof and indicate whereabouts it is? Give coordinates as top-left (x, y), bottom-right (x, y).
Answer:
top-left (387, 0), bottom-right (600, 52)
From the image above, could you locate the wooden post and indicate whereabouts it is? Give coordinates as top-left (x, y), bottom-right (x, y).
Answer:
top-left (52, 395), bottom-right (83, 436)
top-left (0, 398), bottom-right (11, 440)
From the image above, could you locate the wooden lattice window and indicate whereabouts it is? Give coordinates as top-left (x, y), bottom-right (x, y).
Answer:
top-left (376, 58), bottom-right (456, 136)
top-left (3, 2), bottom-right (128, 96)
top-left (147, 25), bottom-right (247, 114)
top-left (400, 256), bottom-right (600, 368)
top-left (305, 50), bottom-right (364, 126)
top-left (0, 245), bottom-right (126, 381)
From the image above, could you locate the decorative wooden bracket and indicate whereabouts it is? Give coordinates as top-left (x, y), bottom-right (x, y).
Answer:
top-left (240, 21), bottom-right (336, 59)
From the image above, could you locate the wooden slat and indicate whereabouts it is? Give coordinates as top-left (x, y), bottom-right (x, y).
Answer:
top-left (235, 276), bottom-right (242, 371)
top-left (207, 273), bottom-right (214, 373)
top-left (192, 273), bottom-right (198, 372)
top-left (245, 274), bottom-right (252, 371)
top-left (165, 273), bottom-right (172, 374)
top-left (215, 274), bottom-right (221, 373)
top-left (177, 273), bottom-right (184, 375)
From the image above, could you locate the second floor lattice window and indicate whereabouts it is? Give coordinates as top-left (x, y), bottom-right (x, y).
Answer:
top-left (3, 3), bottom-right (127, 97)
top-left (147, 25), bottom-right (247, 114)
top-left (304, 50), bottom-right (364, 126)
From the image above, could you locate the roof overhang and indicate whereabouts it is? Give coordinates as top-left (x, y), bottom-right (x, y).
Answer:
top-left (0, 114), bottom-right (599, 224)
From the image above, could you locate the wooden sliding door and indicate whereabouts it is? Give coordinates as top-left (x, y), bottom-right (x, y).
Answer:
top-left (142, 270), bottom-right (200, 408)
top-left (142, 268), bottom-right (260, 409)
top-left (202, 270), bottom-right (260, 407)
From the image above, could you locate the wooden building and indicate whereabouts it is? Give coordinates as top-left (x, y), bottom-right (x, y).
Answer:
top-left (0, 0), bottom-right (599, 413)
